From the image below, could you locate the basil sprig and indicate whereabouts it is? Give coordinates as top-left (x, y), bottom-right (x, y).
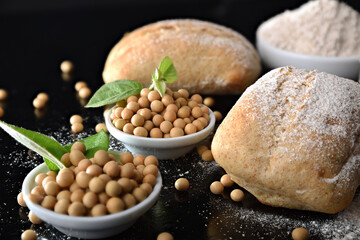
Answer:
top-left (85, 56), bottom-right (177, 107)
top-left (149, 56), bottom-right (178, 97)
top-left (0, 120), bottom-right (67, 171)
top-left (0, 120), bottom-right (110, 171)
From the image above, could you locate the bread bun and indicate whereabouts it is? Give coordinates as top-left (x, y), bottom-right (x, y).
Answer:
top-left (211, 66), bottom-right (360, 214)
top-left (103, 19), bottom-right (261, 94)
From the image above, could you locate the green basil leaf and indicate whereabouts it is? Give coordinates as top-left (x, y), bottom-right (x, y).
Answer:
top-left (149, 83), bottom-right (154, 90)
top-left (64, 130), bottom-right (109, 158)
top-left (158, 56), bottom-right (178, 83)
top-left (0, 120), bottom-right (66, 171)
top-left (153, 67), bottom-right (161, 81)
top-left (154, 80), bottom-right (166, 97)
top-left (107, 150), bottom-right (122, 162)
top-left (44, 158), bottom-right (60, 171)
top-left (85, 80), bottom-right (142, 108)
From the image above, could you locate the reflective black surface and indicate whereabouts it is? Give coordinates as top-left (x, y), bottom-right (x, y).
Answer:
top-left (1, 1), bottom-right (360, 239)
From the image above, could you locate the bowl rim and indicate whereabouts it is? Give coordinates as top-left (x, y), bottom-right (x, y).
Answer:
top-left (22, 162), bottom-right (162, 228)
top-left (256, 33), bottom-right (360, 61)
top-left (105, 105), bottom-right (216, 148)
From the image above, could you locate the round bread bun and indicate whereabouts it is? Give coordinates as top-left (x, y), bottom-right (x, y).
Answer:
top-left (211, 66), bottom-right (360, 214)
top-left (102, 19), bottom-right (261, 94)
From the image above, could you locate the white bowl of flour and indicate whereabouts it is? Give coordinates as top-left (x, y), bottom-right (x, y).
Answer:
top-left (256, 0), bottom-right (360, 81)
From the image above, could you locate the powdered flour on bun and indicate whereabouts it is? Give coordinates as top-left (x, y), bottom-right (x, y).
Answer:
top-left (212, 66), bottom-right (360, 213)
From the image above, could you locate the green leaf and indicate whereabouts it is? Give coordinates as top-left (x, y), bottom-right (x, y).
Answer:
top-left (85, 80), bottom-right (142, 108)
top-left (64, 130), bottom-right (109, 158)
top-left (158, 56), bottom-right (178, 83)
top-left (107, 150), bottom-right (122, 162)
top-left (154, 80), bottom-right (166, 97)
top-left (148, 83), bottom-right (154, 90)
top-left (0, 120), bottom-right (66, 171)
top-left (153, 67), bottom-right (161, 82)
top-left (44, 158), bottom-right (60, 171)
top-left (151, 56), bottom-right (178, 97)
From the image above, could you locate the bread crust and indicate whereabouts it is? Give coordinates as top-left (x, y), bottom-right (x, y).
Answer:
top-left (212, 66), bottom-right (360, 214)
top-left (102, 19), bottom-right (261, 94)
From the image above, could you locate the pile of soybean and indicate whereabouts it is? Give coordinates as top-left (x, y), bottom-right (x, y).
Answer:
top-left (110, 88), bottom-right (212, 138)
top-left (18, 142), bottom-right (159, 217)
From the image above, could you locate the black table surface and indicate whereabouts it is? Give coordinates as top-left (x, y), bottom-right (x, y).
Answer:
top-left (1, 1), bottom-right (360, 239)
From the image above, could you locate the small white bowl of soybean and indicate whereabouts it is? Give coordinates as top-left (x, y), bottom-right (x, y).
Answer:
top-left (256, 36), bottom-right (360, 80)
top-left (106, 105), bottom-right (215, 160)
top-left (105, 88), bottom-right (216, 160)
top-left (22, 163), bottom-right (162, 239)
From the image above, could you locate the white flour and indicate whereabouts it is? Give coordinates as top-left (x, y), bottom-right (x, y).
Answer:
top-left (257, 0), bottom-right (360, 57)
top-left (203, 190), bottom-right (360, 239)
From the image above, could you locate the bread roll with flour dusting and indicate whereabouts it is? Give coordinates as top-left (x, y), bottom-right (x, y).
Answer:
top-left (102, 19), bottom-right (261, 94)
top-left (212, 66), bottom-right (360, 213)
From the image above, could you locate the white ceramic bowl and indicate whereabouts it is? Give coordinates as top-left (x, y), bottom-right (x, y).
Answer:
top-left (256, 34), bottom-right (360, 80)
top-left (22, 163), bottom-right (162, 239)
top-left (105, 106), bottom-right (216, 160)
